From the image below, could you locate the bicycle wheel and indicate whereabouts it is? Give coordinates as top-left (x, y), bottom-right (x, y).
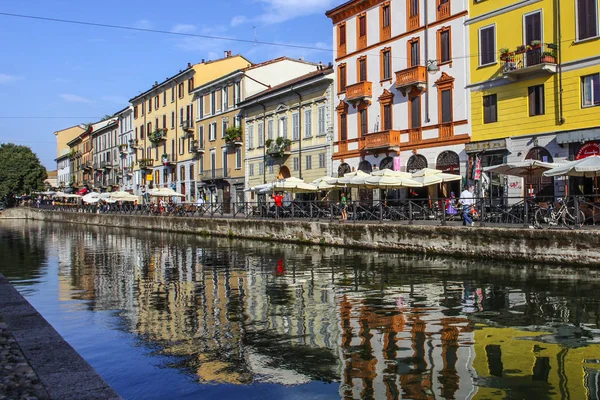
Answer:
top-left (563, 209), bottom-right (586, 228)
top-left (534, 208), bottom-right (550, 229)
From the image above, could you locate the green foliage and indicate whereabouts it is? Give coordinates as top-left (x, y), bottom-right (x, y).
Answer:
top-left (0, 143), bottom-right (47, 197)
top-left (265, 138), bottom-right (274, 148)
top-left (224, 126), bottom-right (243, 143)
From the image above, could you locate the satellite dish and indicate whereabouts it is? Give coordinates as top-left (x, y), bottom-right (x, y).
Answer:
top-left (427, 60), bottom-right (439, 73)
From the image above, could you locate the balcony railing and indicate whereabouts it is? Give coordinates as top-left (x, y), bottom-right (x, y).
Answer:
top-left (182, 120), bottom-right (194, 132)
top-left (364, 130), bottom-right (401, 151)
top-left (267, 142), bottom-right (292, 157)
top-left (501, 43), bottom-right (557, 76)
top-left (82, 161), bottom-right (93, 170)
top-left (437, 1), bottom-right (450, 20)
top-left (139, 159), bottom-right (154, 169)
top-left (100, 161), bottom-right (114, 169)
top-left (409, 128), bottom-right (422, 143)
top-left (345, 81), bottom-right (372, 102)
top-left (148, 128), bottom-right (167, 144)
top-left (199, 168), bottom-right (230, 180)
top-left (118, 144), bottom-right (128, 154)
top-left (439, 123), bottom-right (454, 139)
top-left (128, 139), bottom-right (139, 149)
top-left (395, 66), bottom-right (426, 93)
top-left (407, 13), bottom-right (419, 31)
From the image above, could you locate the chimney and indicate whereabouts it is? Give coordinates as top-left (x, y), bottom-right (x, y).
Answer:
top-left (154, 81), bottom-right (158, 87)
top-left (201, 58), bottom-right (205, 63)
top-left (187, 62), bottom-right (192, 68)
top-left (228, 50), bottom-right (232, 57)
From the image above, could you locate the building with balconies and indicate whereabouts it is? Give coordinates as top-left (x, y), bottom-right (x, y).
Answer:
top-left (129, 53), bottom-right (252, 201)
top-left (326, 0), bottom-right (471, 200)
top-left (66, 124), bottom-right (93, 190)
top-left (91, 117), bottom-right (119, 191)
top-left (116, 106), bottom-right (136, 193)
top-left (54, 124), bottom-right (86, 188)
top-left (239, 63), bottom-right (335, 203)
top-left (468, 0), bottom-right (600, 199)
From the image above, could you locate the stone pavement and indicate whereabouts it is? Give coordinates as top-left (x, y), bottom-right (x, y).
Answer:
top-left (0, 274), bottom-right (121, 400)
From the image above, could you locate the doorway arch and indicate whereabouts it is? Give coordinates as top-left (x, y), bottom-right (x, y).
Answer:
top-left (358, 160), bottom-right (373, 173)
top-left (278, 165), bottom-right (291, 179)
top-left (525, 147), bottom-right (554, 197)
top-left (436, 151), bottom-right (461, 197)
top-left (407, 154), bottom-right (428, 173)
top-left (338, 163), bottom-right (351, 177)
top-left (380, 156), bottom-right (394, 171)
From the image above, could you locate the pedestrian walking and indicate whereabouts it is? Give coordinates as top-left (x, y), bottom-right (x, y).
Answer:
top-left (459, 184), bottom-right (475, 226)
top-left (340, 192), bottom-right (348, 221)
top-left (272, 192), bottom-right (283, 218)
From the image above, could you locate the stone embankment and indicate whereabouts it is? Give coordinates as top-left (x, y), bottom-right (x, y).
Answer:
top-left (2, 207), bottom-right (600, 267)
top-left (0, 273), bottom-right (121, 400)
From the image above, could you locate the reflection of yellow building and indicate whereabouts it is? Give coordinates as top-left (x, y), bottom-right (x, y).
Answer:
top-left (472, 325), bottom-right (600, 399)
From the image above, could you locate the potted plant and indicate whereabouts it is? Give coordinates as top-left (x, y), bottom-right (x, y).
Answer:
top-left (541, 50), bottom-right (556, 63)
top-left (499, 48), bottom-right (512, 61)
top-left (161, 153), bottom-right (169, 165)
top-left (515, 44), bottom-right (527, 54)
top-left (530, 40), bottom-right (541, 50)
top-left (265, 138), bottom-right (274, 149)
top-left (224, 126), bottom-right (243, 144)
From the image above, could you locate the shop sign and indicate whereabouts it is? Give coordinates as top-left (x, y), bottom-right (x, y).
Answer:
top-left (576, 142), bottom-right (600, 160)
top-left (146, 174), bottom-right (153, 181)
top-left (465, 139), bottom-right (507, 153)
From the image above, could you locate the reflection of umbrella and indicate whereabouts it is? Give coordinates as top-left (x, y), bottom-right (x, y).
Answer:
top-left (544, 155), bottom-right (600, 194)
top-left (82, 193), bottom-right (100, 203)
top-left (148, 188), bottom-right (185, 197)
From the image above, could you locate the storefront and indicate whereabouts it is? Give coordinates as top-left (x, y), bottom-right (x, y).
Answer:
top-left (557, 128), bottom-right (600, 196)
top-left (465, 139), bottom-right (509, 199)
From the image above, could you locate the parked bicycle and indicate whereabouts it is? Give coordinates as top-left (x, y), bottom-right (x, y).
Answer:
top-left (534, 198), bottom-right (585, 229)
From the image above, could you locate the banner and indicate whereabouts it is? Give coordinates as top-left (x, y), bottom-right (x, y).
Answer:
top-left (472, 155), bottom-right (482, 181)
top-left (576, 142), bottom-right (600, 160)
top-left (393, 156), bottom-right (402, 171)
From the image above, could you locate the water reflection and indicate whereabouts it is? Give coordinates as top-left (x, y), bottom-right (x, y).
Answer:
top-left (1, 220), bottom-right (600, 399)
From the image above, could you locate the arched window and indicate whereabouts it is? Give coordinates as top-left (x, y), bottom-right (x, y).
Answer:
top-left (525, 147), bottom-right (554, 197)
top-left (436, 151), bottom-right (460, 174)
top-left (379, 156), bottom-right (393, 171)
top-left (358, 160), bottom-right (373, 173)
top-left (338, 163), bottom-right (351, 177)
top-left (278, 165), bottom-right (291, 179)
top-left (407, 154), bottom-right (427, 173)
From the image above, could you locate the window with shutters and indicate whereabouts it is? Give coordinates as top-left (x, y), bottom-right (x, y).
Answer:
top-left (171, 112), bottom-right (175, 129)
top-left (179, 138), bottom-right (185, 155)
top-left (163, 92), bottom-right (167, 107)
top-left (293, 157), bottom-right (299, 171)
top-left (249, 163), bottom-right (254, 176)
top-left (209, 122), bottom-right (217, 141)
top-left (383, 104), bottom-right (392, 130)
top-left (483, 94), bottom-right (498, 123)
top-left (359, 107), bottom-right (368, 137)
top-left (279, 116), bottom-right (288, 139)
top-left (577, 0), bottom-right (598, 40)
top-left (211, 92), bottom-right (216, 115)
top-left (162, 115), bottom-right (167, 129)
top-left (381, 48), bottom-right (391, 81)
top-left (198, 95), bottom-right (204, 119)
top-left (528, 85), bottom-right (545, 116)
top-left (380, 3), bottom-right (391, 41)
top-left (258, 122), bottom-right (264, 147)
top-left (178, 83), bottom-right (184, 99)
top-left (408, 38), bottom-right (420, 67)
top-left (186, 104), bottom-right (194, 125)
top-left (222, 87), bottom-right (229, 111)
top-left (154, 96), bottom-right (159, 110)
top-left (304, 109), bottom-right (312, 138)
top-left (357, 13), bottom-right (367, 50)
top-left (305, 155), bottom-right (312, 170)
top-left (171, 86), bottom-right (175, 103)
top-left (318, 106), bottom-right (326, 135)
top-left (222, 148), bottom-right (228, 173)
top-left (179, 108), bottom-right (184, 126)
top-left (141, 102), bottom-right (145, 116)
top-left (267, 120), bottom-right (274, 140)
top-left (188, 78), bottom-right (194, 93)
top-left (410, 95), bottom-right (421, 128)
top-left (479, 25), bottom-right (496, 66)
top-left (582, 74), bottom-right (600, 107)
top-left (292, 113), bottom-right (300, 140)
top-left (338, 23), bottom-right (347, 57)
top-left (340, 114), bottom-right (347, 141)
top-left (198, 126), bottom-right (204, 148)
top-left (247, 124), bottom-right (254, 148)
top-left (148, 98), bottom-right (152, 114)
top-left (140, 125), bottom-right (145, 140)
top-left (222, 119), bottom-right (228, 138)
top-left (259, 163), bottom-right (264, 175)
top-left (134, 105), bottom-right (138, 119)
top-left (358, 57), bottom-right (367, 82)
top-left (319, 153), bottom-right (326, 169)
top-left (438, 27), bottom-right (451, 64)
top-left (440, 89), bottom-right (452, 123)
top-left (338, 64), bottom-right (347, 92)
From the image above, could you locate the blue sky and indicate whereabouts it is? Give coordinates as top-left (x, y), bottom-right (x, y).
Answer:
top-left (0, 0), bottom-right (338, 169)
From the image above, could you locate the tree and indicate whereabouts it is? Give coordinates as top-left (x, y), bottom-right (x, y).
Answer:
top-left (0, 143), bottom-right (47, 197)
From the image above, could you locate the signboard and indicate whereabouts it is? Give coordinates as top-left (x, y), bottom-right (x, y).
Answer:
top-left (576, 142), bottom-right (600, 160)
top-left (393, 156), bottom-right (402, 171)
top-left (465, 139), bottom-right (507, 153)
top-left (146, 174), bottom-right (153, 181)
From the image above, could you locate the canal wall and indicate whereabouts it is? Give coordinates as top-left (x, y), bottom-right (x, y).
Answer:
top-left (0, 273), bottom-right (121, 399)
top-left (2, 207), bottom-right (599, 267)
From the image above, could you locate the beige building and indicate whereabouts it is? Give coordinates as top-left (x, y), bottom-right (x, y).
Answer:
top-left (240, 65), bottom-right (335, 201)
top-left (54, 124), bottom-right (86, 188)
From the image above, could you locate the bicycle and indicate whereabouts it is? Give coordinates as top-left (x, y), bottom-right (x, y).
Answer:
top-left (534, 198), bottom-right (585, 229)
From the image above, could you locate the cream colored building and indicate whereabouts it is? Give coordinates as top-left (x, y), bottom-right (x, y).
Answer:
top-left (240, 66), bottom-right (335, 201)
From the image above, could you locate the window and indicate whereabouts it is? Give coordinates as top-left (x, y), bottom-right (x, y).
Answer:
top-left (528, 85), bottom-right (545, 116)
top-left (247, 124), bottom-right (254, 148)
top-left (162, 115), bottom-right (167, 129)
top-left (199, 155), bottom-right (204, 175)
top-left (582, 74), bottom-right (600, 107)
top-left (479, 25), bottom-right (496, 66)
top-left (383, 104), bottom-right (392, 130)
top-left (222, 87), bottom-right (228, 111)
top-left (359, 108), bottom-right (368, 136)
top-left (438, 27), bottom-right (451, 64)
top-left (381, 48), bottom-right (391, 81)
top-left (258, 122), bottom-right (264, 147)
top-left (293, 157), bottom-right (299, 171)
top-left (305, 155), bottom-right (312, 170)
top-left (222, 148), bottom-right (228, 174)
top-left (318, 106), bottom-right (326, 135)
top-left (319, 153), bottom-right (326, 169)
top-left (178, 137), bottom-right (185, 155)
top-left (147, 122), bottom-right (152, 135)
top-left (339, 23), bottom-right (346, 46)
top-left (148, 99), bottom-right (152, 114)
top-left (267, 120), bottom-right (274, 140)
top-left (198, 126), bottom-right (204, 148)
top-left (340, 114), bottom-right (347, 141)
top-left (211, 92), bottom-right (216, 114)
top-left (268, 160), bottom-right (274, 174)
top-left (441, 89), bottom-right (452, 123)
top-left (409, 38), bottom-right (420, 67)
top-left (339, 64), bottom-right (347, 92)
top-left (483, 94), bottom-right (498, 123)
top-left (198, 95), bottom-right (204, 119)
top-left (171, 86), bottom-right (175, 103)
top-left (259, 163), bottom-right (264, 175)
top-left (188, 78), bottom-right (194, 93)
top-left (134, 105), bottom-right (138, 119)
top-left (209, 122), bottom-right (217, 141)
top-left (358, 14), bottom-right (367, 38)
top-left (279, 116), bottom-right (288, 139)
top-left (410, 95), bottom-right (421, 128)
top-left (577, 0), bottom-right (598, 40)
top-left (235, 82), bottom-right (241, 105)
top-left (249, 163), bottom-right (254, 176)
top-left (292, 113), bottom-right (300, 140)
top-left (304, 110), bottom-right (312, 138)
top-left (140, 125), bottom-right (145, 140)
top-left (163, 92), bottom-right (167, 107)
top-left (171, 111), bottom-right (175, 129)
top-left (178, 82), bottom-right (184, 99)
top-left (222, 119), bottom-right (228, 138)
top-left (409, 0), bottom-right (418, 17)
top-left (141, 102), bottom-right (145, 115)
top-left (358, 57), bottom-right (367, 82)
top-left (179, 108), bottom-right (184, 126)
top-left (154, 96), bottom-right (159, 110)
top-left (382, 3), bottom-right (390, 29)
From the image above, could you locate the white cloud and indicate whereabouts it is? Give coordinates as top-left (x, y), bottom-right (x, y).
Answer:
top-left (236, 0), bottom-right (338, 25)
top-left (133, 19), bottom-right (153, 30)
top-left (171, 24), bottom-right (197, 34)
top-left (0, 74), bottom-right (21, 84)
top-left (59, 94), bottom-right (92, 104)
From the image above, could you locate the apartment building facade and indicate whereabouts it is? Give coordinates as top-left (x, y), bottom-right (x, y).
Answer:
top-left (91, 118), bottom-right (119, 191)
top-left (129, 54), bottom-right (251, 200)
top-left (326, 0), bottom-right (471, 198)
top-left (66, 125), bottom-right (93, 189)
top-left (241, 66), bottom-right (335, 201)
top-left (115, 106), bottom-right (135, 193)
top-left (467, 0), bottom-right (600, 198)
top-left (193, 57), bottom-right (323, 206)
top-left (54, 124), bottom-right (86, 188)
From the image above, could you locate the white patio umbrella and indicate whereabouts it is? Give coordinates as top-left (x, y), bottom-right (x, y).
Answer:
top-left (336, 170), bottom-right (370, 187)
top-left (484, 160), bottom-right (559, 177)
top-left (365, 174), bottom-right (422, 189)
top-left (411, 168), bottom-right (462, 186)
top-left (82, 192), bottom-right (101, 204)
top-left (543, 155), bottom-right (600, 194)
top-left (109, 191), bottom-right (139, 202)
top-left (148, 188), bottom-right (185, 197)
top-left (371, 168), bottom-right (414, 178)
top-left (271, 177), bottom-right (318, 193)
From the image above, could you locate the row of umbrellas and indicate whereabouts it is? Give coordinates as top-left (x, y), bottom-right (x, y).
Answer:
top-left (247, 168), bottom-right (462, 193)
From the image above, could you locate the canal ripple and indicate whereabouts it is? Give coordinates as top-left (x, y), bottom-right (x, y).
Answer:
top-left (1, 220), bottom-right (600, 400)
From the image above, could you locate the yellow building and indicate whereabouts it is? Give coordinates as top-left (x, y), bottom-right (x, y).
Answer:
top-left (54, 124), bottom-right (85, 188)
top-left (129, 53), bottom-right (251, 200)
top-left (467, 0), bottom-right (600, 198)
top-left (66, 125), bottom-right (93, 189)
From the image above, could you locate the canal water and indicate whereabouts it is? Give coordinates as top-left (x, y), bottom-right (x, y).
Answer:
top-left (1, 220), bottom-right (600, 400)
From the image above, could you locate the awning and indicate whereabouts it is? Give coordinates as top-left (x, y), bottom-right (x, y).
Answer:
top-left (465, 138), bottom-right (507, 154)
top-left (556, 128), bottom-right (600, 145)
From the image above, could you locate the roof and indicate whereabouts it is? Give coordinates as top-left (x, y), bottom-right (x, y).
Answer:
top-left (129, 54), bottom-right (252, 102)
top-left (53, 124), bottom-right (86, 136)
top-left (325, 0), bottom-right (356, 17)
top-left (46, 170), bottom-right (58, 178)
top-left (191, 69), bottom-right (245, 94)
top-left (240, 66), bottom-right (334, 105)
top-left (243, 56), bottom-right (318, 71)
top-left (91, 118), bottom-right (118, 135)
top-left (113, 105), bottom-right (132, 116)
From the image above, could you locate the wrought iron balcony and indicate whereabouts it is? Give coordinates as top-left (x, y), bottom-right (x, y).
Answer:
top-left (345, 81), bottom-right (372, 103)
top-left (267, 141), bottom-right (292, 157)
top-left (182, 120), bottom-right (194, 133)
top-left (199, 168), bottom-right (230, 181)
top-left (100, 161), bottom-right (114, 169)
top-left (148, 128), bottom-right (167, 144)
top-left (395, 66), bottom-right (426, 94)
top-left (82, 161), bottom-right (93, 171)
top-left (364, 130), bottom-right (401, 152)
top-left (191, 140), bottom-right (205, 154)
top-left (138, 159), bottom-right (154, 169)
top-left (128, 139), bottom-right (139, 149)
top-left (501, 43), bottom-right (557, 77)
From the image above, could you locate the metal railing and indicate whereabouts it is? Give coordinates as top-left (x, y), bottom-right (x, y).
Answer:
top-left (30, 195), bottom-right (600, 228)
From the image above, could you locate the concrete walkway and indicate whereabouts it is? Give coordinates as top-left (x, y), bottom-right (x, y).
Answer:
top-left (0, 274), bottom-right (121, 400)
